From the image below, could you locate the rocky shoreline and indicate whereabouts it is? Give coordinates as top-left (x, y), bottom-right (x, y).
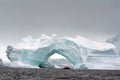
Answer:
top-left (0, 67), bottom-right (120, 80)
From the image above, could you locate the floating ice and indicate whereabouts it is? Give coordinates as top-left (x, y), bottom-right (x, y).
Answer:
top-left (6, 34), bottom-right (120, 69)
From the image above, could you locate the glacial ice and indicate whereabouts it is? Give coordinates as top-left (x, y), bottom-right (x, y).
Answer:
top-left (6, 34), bottom-right (120, 69)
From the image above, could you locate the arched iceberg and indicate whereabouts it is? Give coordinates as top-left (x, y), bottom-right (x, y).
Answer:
top-left (6, 35), bottom-right (88, 69)
top-left (6, 34), bottom-right (120, 69)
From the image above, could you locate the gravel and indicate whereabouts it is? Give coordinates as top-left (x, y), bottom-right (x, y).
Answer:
top-left (0, 67), bottom-right (120, 80)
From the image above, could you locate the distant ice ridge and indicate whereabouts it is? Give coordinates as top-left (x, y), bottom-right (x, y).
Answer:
top-left (6, 34), bottom-right (120, 69)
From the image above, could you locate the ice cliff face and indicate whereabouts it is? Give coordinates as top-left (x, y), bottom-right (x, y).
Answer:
top-left (6, 34), bottom-right (120, 69)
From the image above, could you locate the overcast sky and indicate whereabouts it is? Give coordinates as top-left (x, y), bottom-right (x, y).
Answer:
top-left (0, 0), bottom-right (120, 46)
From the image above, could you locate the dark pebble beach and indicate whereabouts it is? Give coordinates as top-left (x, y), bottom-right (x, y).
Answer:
top-left (0, 67), bottom-right (120, 80)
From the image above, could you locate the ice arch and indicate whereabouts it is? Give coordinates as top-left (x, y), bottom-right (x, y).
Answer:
top-left (6, 39), bottom-right (86, 69)
top-left (40, 49), bottom-right (83, 69)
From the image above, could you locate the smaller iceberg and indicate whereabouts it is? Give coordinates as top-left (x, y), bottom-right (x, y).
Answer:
top-left (0, 58), bottom-right (3, 66)
top-left (106, 34), bottom-right (120, 56)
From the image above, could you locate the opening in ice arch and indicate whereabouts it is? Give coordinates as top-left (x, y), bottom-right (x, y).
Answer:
top-left (47, 53), bottom-right (73, 68)
top-left (37, 48), bottom-right (85, 69)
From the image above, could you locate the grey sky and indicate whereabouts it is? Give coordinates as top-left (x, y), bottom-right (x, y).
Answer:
top-left (0, 0), bottom-right (120, 46)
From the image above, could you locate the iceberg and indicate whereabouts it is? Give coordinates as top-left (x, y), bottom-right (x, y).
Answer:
top-left (6, 34), bottom-right (120, 69)
top-left (6, 35), bottom-right (86, 69)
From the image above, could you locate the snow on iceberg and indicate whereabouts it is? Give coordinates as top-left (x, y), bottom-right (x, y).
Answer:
top-left (6, 34), bottom-right (120, 69)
